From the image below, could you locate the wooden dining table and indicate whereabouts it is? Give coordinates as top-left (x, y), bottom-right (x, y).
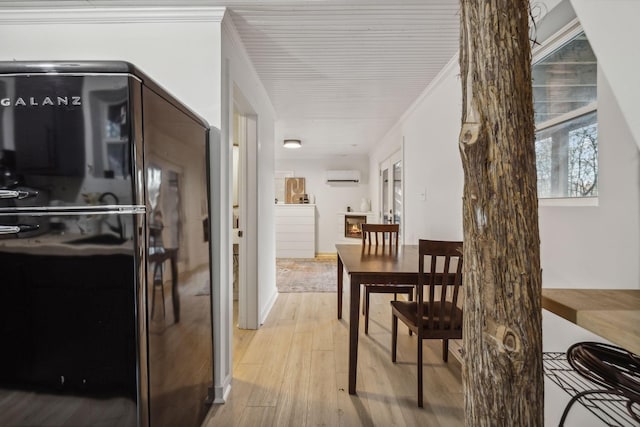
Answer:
top-left (336, 243), bottom-right (419, 394)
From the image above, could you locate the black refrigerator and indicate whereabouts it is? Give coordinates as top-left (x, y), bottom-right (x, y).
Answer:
top-left (0, 61), bottom-right (215, 427)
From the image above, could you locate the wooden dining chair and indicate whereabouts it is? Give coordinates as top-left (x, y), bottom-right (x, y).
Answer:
top-left (361, 223), bottom-right (413, 334)
top-left (391, 238), bottom-right (463, 407)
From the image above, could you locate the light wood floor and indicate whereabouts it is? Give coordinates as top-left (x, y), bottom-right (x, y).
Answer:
top-left (203, 291), bottom-right (464, 427)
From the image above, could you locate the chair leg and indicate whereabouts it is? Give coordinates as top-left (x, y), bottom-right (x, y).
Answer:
top-left (417, 334), bottom-right (423, 408)
top-left (160, 278), bottom-right (166, 318)
top-left (151, 282), bottom-right (156, 318)
top-left (391, 314), bottom-right (398, 362)
top-left (364, 287), bottom-right (370, 334)
top-left (442, 339), bottom-right (449, 362)
top-left (151, 262), bottom-right (166, 320)
top-left (151, 263), bottom-right (158, 318)
top-left (408, 290), bottom-right (413, 337)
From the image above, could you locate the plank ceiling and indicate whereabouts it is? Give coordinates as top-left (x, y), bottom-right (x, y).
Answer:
top-left (1, 0), bottom-right (462, 160)
top-left (227, 1), bottom-right (461, 159)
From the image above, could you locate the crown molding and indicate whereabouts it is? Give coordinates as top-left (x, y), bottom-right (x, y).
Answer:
top-left (0, 6), bottom-right (226, 24)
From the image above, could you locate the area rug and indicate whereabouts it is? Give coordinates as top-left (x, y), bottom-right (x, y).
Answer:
top-left (276, 257), bottom-right (337, 292)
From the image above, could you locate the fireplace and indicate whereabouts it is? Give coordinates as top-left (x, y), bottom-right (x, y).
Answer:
top-left (345, 215), bottom-right (367, 238)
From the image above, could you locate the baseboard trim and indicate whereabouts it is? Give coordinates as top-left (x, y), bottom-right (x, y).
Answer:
top-left (315, 252), bottom-right (337, 259)
top-left (213, 374), bottom-right (232, 403)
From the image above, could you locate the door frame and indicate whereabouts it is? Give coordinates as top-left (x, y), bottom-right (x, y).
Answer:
top-left (379, 147), bottom-right (404, 241)
top-left (232, 88), bottom-right (259, 330)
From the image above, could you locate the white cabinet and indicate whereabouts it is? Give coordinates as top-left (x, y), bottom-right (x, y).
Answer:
top-left (275, 204), bottom-right (316, 258)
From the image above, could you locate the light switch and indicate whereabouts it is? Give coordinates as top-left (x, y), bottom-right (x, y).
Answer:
top-left (418, 188), bottom-right (426, 201)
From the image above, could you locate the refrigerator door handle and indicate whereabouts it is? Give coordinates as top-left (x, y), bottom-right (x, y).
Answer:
top-left (0, 224), bottom-right (40, 235)
top-left (0, 189), bottom-right (39, 200)
top-left (0, 225), bottom-right (20, 235)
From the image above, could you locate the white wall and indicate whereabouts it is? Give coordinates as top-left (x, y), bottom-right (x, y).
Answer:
top-left (369, 2), bottom-right (640, 290)
top-left (571, 0), bottom-right (640, 150)
top-left (222, 15), bottom-right (277, 331)
top-left (276, 156), bottom-right (370, 253)
top-left (0, 8), bottom-right (222, 127)
top-left (370, 56), bottom-right (464, 246)
top-left (539, 70), bottom-right (640, 289)
top-left (536, 0), bottom-right (640, 289)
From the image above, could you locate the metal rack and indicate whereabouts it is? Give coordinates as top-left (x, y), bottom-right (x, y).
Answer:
top-left (543, 352), bottom-right (639, 426)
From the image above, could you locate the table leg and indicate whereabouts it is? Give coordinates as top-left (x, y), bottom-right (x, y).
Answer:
top-left (170, 253), bottom-right (180, 323)
top-left (349, 276), bottom-right (361, 394)
top-left (337, 255), bottom-right (344, 319)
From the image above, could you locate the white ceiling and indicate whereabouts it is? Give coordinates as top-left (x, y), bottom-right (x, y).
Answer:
top-left (225, 1), bottom-right (461, 159)
top-left (1, 0), bottom-right (462, 160)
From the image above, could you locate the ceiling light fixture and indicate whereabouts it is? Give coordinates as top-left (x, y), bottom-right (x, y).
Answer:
top-left (283, 139), bottom-right (302, 149)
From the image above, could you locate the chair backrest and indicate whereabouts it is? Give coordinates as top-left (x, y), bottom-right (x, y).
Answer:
top-left (361, 223), bottom-right (399, 253)
top-left (417, 239), bottom-right (464, 332)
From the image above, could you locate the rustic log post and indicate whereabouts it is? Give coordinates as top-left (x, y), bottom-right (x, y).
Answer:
top-left (459, 0), bottom-right (543, 425)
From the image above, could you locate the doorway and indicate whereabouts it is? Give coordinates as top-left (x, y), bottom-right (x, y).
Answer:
top-left (379, 150), bottom-right (403, 240)
top-left (232, 111), bottom-right (242, 312)
top-left (232, 87), bottom-right (259, 330)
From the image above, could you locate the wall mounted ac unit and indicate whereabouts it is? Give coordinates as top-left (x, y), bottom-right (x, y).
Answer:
top-left (325, 170), bottom-right (360, 183)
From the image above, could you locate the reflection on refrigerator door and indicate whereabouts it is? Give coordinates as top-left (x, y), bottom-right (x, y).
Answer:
top-left (0, 212), bottom-right (140, 427)
top-left (143, 81), bottom-right (214, 426)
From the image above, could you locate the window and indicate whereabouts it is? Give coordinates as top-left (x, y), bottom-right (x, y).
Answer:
top-left (533, 29), bottom-right (597, 199)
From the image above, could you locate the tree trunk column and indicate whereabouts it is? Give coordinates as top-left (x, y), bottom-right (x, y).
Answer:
top-left (459, 1), bottom-right (543, 425)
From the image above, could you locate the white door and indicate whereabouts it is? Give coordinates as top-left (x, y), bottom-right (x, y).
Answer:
top-left (380, 150), bottom-right (403, 238)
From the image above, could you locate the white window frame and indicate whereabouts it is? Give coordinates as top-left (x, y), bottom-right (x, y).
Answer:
top-left (532, 19), bottom-right (598, 207)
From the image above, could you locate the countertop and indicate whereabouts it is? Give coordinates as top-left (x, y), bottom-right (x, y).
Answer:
top-left (541, 288), bottom-right (640, 355)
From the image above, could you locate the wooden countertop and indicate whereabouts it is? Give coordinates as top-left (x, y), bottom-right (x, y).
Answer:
top-left (541, 289), bottom-right (640, 355)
